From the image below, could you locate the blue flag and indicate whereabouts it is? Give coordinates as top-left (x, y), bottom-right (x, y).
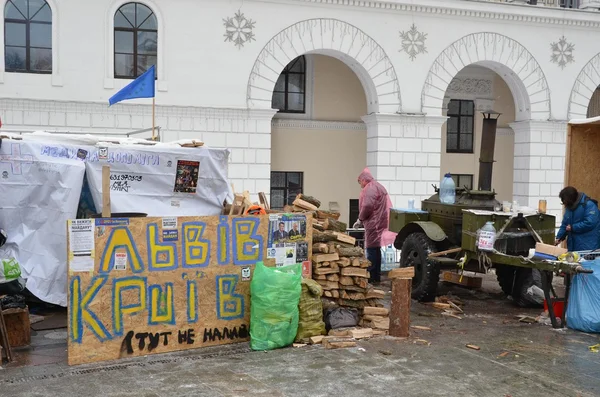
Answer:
top-left (109, 65), bottom-right (155, 106)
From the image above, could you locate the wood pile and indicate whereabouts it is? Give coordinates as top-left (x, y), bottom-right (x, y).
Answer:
top-left (284, 193), bottom-right (388, 334)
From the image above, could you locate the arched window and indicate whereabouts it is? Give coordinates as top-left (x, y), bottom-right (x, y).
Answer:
top-left (4, 0), bottom-right (52, 73)
top-left (272, 56), bottom-right (306, 113)
top-left (114, 2), bottom-right (157, 79)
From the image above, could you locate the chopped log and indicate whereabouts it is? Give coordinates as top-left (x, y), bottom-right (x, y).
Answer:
top-left (314, 253), bottom-right (340, 263)
top-left (366, 299), bottom-right (384, 308)
top-left (340, 285), bottom-right (367, 293)
top-left (323, 337), bottom-right (357, 349)
top-left (331, 290), bottom-right (340, 298)
top-left (350, 328), bottom-right (373, 339)
top-left (363, 314), bottom-right (387, 322)
top-left (293, 198), bottom-right (318, 211)
top-left (326, 274), bottom-right (340, 282)
top-left (324, 218), bottom-right (347, 233)
top-left (314, 261), bottom-right (330, 269)
top-left (296, 194), bottom-right (321, 208)
top-left (466, 344), bottom-right (481, 351)
top-left (358, 257), bottom-right (371, 268)
top-left (313, 230), bottom-right (338, 243)
top-left (390, 277), bottom-right (411, 338)
top-left (315, 274), bottom-right (327, 280)
top-left (309, 335), bottom-right (324, 345)
top-left (314, 267), bottom-right (339, 276)
top-left (351, 257), bottom-right (361, 267)
top-left (283, 205), bottom-right (295, 213)
top-left (388, 267), bottom-right (415, 279)
top-left (365, 288), bottom-right (385, 299)
top-left (316, 210), bottom-right (341, 221)
top-left (332, 232), bottom-right (356, 245)
top-left (354, 277), bottom-right (369, 289)
top-left (371, 317), bottom-right (390, 330)
top-left (312, 222), bottom-right (325, 231)
top-left (337, 257), bottom-right (351, 267)
top-left (312, 243), bottom-right (329, 254)
top-left (337, 246), bottom-right (364, 258)
top-left (328, 327), bottom-right (355, 337)
top-left (412, 326), bottom-right (432, 331)
top-left (363, 307), bottom-right (389, 316)
top-left (341, 291), bottom-right (366, 301)
top-left (341, 267), bottom-right (369, 278)
top-left (426, 302), bottom-right (451, 310)
top-left (338, 299), bottom-right (365, 309)
top-left (316, 280), bottom-right (339, 290)
top-left (339, 276), bottom-right (354, 286)
top-left (324, 291), bottom-right (333, 298)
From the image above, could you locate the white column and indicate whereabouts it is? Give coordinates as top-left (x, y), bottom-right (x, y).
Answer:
top-left (227, 109), bottom-right (276, 201)
top-left (578, 0), bottom-right (600, 9)
top-left (362, 113), bottom-right (447, 208)
top-left (511, 120), bottom-right (567, 223)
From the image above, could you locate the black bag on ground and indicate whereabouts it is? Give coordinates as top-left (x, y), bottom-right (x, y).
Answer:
top-left (324, 307), bottom-right (359, 330)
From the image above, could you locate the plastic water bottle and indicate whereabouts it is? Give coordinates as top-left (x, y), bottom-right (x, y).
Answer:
top-left (477, 221), bottom-right (496, 252)
top-left (439, 173), bottom-right (456, 204)
top-left (382, 245), bottom-right (395, 270)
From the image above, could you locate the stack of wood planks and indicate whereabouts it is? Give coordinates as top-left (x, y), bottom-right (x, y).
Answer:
top-left (360, 306), bottom-right (390, 335)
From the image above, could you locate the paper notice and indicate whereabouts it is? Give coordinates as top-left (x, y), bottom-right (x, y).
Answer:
top-left (70, 256), bottom-right (94, 273)
top-left (114, 252), bottom-right (127, 270)
top-left (69, 219), bottom-right (94, 256)
top-left (162, 217), bottom-right (177, 230)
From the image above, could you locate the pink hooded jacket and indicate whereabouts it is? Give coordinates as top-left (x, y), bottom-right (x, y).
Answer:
top-left (358, 168), bottom-right (397, 248)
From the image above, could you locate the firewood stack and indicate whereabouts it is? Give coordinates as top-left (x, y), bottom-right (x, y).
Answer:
top-left (285, 194), bottom-right (387, 332)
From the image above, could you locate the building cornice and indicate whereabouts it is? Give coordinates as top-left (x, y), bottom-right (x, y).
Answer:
top-left (270, 0), bottom-right (600, 29)
top-left (272, 118), bottom-right (367, 131)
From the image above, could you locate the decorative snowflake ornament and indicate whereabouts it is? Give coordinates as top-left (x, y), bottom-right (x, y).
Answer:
top-left (223, 11), bottom-right (256, 49)
top-left (550, 36), bottom-right (574, 70)
top-left (399, 24), bottom-right (428, 61)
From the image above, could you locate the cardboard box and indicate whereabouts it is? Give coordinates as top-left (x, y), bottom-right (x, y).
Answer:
top-left (535, 242), bottom-right (567, 258)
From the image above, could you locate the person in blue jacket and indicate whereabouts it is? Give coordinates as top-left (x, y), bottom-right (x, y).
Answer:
top-left (555, 186), bottom-right (600, 251)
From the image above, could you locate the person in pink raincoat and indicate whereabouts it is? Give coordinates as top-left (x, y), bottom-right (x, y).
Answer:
top-left (353, 168), bottom-right (397, 283)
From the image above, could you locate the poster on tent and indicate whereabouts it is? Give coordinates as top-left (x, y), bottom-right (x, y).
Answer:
top-left (66, 214), bottom-right (312, 365)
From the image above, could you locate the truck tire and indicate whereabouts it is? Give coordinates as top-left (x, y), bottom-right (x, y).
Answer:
top-left (400, 233), bottom-right (439, 301)
top-left (496, 266), bottom-right (551, 308)
top-left (495, 264), bottom-right (517, 296)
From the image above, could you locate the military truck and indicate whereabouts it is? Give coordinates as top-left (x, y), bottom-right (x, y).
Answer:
top-left (389, 112), bottom-right (556, 306)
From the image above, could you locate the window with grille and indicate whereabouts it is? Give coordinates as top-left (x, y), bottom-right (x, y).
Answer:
top-left (4, 0), bottom-right (52, 73)
top-left (446, 99), bottom-right (475, 153)
top-left (451, 174), bottom-right (474, 190)
top-left (270, 172), bottom-right (303, 209)
top-left (114, 2), bottom-right (157, 79)
top-left (271, 56), bottom-right (306, 113)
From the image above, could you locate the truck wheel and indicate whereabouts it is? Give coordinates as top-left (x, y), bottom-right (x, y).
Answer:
top-left (400, 233), bottom-right (439, 301)
top-left (495, 264), bottom-right (517, 296)
top-left (512, 268), bottom-right (550, 308)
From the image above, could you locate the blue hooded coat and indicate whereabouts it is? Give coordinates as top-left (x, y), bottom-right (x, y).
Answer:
top-left (556, 193), bottom-right (600, 251)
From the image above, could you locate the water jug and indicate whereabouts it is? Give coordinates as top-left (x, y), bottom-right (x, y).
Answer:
top-left (381, 245), bottom-right (396, 271)
top-left (477, 221), bottom-right (496, 252)
top-left (439, 173), bottom-right (456, 204)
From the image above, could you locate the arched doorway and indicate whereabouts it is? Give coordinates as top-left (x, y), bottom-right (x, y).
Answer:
top-left (246, 19), bottom-right (402, 224)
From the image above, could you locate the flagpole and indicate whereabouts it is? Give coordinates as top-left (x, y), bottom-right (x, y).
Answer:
top-left (152, 96), bottom-right (156, 141)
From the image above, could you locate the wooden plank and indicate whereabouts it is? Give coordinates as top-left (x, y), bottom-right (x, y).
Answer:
top-left (102, 165), bottom-right (111, 217)
top-left (441, 271), bottom-right (482, 288)
top-left (428, 247), bottom-right (462, 258)
top-left (370, 317), bottom-right (390, 330)
top-left (309, 335), bottom-right (324, 344)
top-left (313, 267), bottom-right (340, 276)
top-left (389, 278), bottom-right (411, 338)
top-left (365, 288), bottom-right (385, 299)
top-left (388, 267), bottom-right (415, 279)
top-left (258, 192), bottom-right (270, 210)
top-left (350, 328), bottom-right (373, 339)
top-left (3, 307), bottom-right (30, 347)
top-left (363, 307), bottom-right (389, 316)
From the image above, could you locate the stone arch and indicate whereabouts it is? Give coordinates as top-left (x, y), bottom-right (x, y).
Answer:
top-left (568, 54), bottom-right (600, 119)
top-left (421, 32), bottom-right (551, 121)
top-left (247, 19), bottom-right (401, 114)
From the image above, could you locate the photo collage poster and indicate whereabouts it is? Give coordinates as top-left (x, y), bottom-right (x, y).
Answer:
top-left (267, 213), bottom-right (309, 268)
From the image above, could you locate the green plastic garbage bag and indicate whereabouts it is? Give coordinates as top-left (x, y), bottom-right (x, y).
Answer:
top-left (295, 278), bottom-right (326, 342)
top-left (250, 262), bottom-right (302, 351)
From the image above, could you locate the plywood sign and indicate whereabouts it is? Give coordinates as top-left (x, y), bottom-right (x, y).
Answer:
top-left (66, 214), bottom-right (312, 365)
top-left (566, 122), bottom-right (600, 202)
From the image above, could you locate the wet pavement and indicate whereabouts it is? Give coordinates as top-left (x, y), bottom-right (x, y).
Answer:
top-left (1, 272), bottom-right (599, 396)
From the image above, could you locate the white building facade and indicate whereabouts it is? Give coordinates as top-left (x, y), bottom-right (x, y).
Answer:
top-left (3, 0), bottom-right (600, 224)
